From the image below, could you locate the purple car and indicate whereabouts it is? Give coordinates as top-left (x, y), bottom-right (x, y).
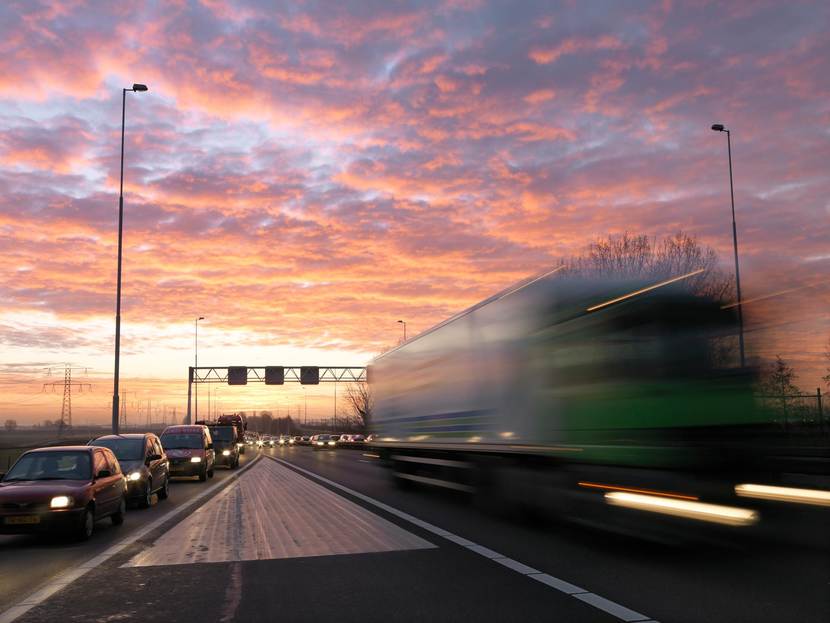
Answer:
top-left (0, 446), bottom-right (127, 540)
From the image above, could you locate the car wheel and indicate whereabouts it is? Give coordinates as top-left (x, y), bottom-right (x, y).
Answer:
top-left (157, 476), bottom-right (169, 500)
top-left (140, 480), bottom-right (153, 508)
top-left (111, 497), bottom-right (126, 525)
top-left (208, 467), bottom-right (214, 478)
top-left (76, 505), bottom-right (95, 541)
top-left (199, 466), bottom-right (207, 482)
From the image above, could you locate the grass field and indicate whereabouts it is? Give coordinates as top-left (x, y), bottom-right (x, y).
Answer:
top-left (0, 427), bottom-right (110, 472)
top-left (0, 426), bottom-right (172, 472)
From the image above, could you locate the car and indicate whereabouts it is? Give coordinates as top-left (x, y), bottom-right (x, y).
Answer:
top-left (339, 434), bottom-right (353, 444)
top-left (202, 423), bottom-right (240, 469)
top-left (0, 446), bottom-right (127, 540)
top-left (312, 434), bottom-right (337, 450)
top-left (299, 436), bottom-right (311, 446)
top-left (88, 433), bottom-right (169, 508)
top-left (351, 434), bottom-right (366, 445)
top-left (160, 425), bottom-right (215, 481)
top-left (291, 436), bottom-right (302, 445)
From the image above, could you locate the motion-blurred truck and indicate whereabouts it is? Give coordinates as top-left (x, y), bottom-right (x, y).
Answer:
top-left (368, 269), bottom-right (824, 540)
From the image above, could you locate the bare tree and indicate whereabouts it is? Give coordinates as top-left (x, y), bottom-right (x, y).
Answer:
top-left (565, 232), bottom-right (733, 302)
top-left (344, 382), bottom-right (373, 431)
top-left (760, 355), bottom-right (801, 397)
top-left (822, 337), bottom-right (830, 391)
top-left (4, 419), bottom-right (16, 432)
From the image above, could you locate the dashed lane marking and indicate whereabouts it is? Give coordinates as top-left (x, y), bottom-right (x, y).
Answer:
top-left (269, 455), bottom-right (654, 623)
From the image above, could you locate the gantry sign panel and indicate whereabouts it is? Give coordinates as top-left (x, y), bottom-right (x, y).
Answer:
top-left (185, 365), bottom-right (367, 423)
top-left (190, 366), bottom-right (367, 385)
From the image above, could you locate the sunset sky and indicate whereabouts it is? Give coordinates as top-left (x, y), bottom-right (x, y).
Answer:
top-left (1, 0), bottom-right (828, 425)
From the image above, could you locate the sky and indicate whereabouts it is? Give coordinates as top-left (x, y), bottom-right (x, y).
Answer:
top-left (0, 0), bottom-right (828, 425)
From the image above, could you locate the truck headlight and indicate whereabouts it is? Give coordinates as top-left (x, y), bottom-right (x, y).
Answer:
top-left (222, 450), bottom-right (231, 456)
top-left (190, 456), bottom-right (202, 463)
top-left (128, 471), bottom-right (142, 481)
top-left (50, 495), bottom-right (73, 509)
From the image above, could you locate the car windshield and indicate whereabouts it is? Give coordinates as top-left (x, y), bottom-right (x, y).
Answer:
top-left (209, 427), bottom-right (234, 442)
top-left (160, 433), bottom-right (202, 449)
top-left (317, 435), bottom-right (330, 441)
top-left (90, 438), bottom-right (144, 461)
top-left (4, 451), bottom-right (91, 481)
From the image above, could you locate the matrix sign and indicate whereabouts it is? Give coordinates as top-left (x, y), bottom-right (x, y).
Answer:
top-left (265, 366), bottom-right (284, 385)
top-left (227, 367), bottom-right (247, 385)
top-left (300, 366), bottom-right (319, 385)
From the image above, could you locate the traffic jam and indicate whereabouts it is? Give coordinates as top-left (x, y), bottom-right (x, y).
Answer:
top-left (0, 413), bottom-right (364, 541)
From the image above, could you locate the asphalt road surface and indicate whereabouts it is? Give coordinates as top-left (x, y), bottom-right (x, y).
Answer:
top-left (2, 445), bottom-right (828, 623)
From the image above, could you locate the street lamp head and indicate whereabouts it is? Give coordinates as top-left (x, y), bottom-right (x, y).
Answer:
top-left (397, 319), bottom-right (404, 324)
top-left (711, 123), bottom-right (725, 132)
top-left (198, 316), bottom-right (205, 321)
top-left (132, 84), bottom-right (149, 92)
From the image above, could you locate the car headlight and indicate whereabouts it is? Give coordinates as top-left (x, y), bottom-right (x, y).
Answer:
top-left (236, 443), bottom-right (243, 448)
top-left (316, 441), bottom-right (324, 446)
top-left (128, 471), bottom-right (142, 481)
top-left (222, 450), bottom-right (231, 456)
top-left (328, 441), bottom-right (336, 446)
top-left (190, 456), bottom-right (202, 463)
top-left (50, 495), bottom-right (73, 509)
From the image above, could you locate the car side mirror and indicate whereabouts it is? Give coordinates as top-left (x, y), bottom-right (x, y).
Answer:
top-left (96, 469), bottom-right (112, 479)
top-left (146, 454), bottom-right (161, 464)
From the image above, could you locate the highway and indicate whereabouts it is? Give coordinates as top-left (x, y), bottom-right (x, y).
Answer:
top-left (1, 446), bottom-right (828, 623)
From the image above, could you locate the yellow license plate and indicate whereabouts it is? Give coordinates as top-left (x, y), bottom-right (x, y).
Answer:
top-left (5, 515), bottom-right (40, 525)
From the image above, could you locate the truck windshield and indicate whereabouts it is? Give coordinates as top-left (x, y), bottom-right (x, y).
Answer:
top-left (209, 427), bottom-right (234, 442)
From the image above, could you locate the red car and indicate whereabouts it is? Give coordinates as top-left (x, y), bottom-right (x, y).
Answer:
top-left (0, 446), bottom-right (127, 540)
top-left (160, 425), bottom-right (215, 481)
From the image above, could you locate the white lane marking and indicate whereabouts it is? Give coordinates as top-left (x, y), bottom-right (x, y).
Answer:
top-left (269, 456), bottom-right (654, 623)
top-left (573, 593), bottom-right (652, 622)
top-left (0, 456), bottom-right (262, 623)
top-left (527, 572), bottom-right (586, 595)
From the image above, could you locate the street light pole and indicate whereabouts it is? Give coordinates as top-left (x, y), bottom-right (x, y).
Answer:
top-left (111, 83), bottom-right (148, 435)
top-left (711, 124), bottom-right (746, 368)
top-left (195, 316), bottom-right (204, 421)
top-left (397, 319), bottom-right (407, 342)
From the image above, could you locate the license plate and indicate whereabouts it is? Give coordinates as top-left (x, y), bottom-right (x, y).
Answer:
top-left (5, 515), bottom-right (40, 525)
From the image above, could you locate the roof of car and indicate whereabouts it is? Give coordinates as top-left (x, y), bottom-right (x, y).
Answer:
top-left (91, 434), bottom-right (148, 441)
top-left (27, 445), bottom-right (95, 453)
top-left (162, 425), bottom-right (206, 433)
